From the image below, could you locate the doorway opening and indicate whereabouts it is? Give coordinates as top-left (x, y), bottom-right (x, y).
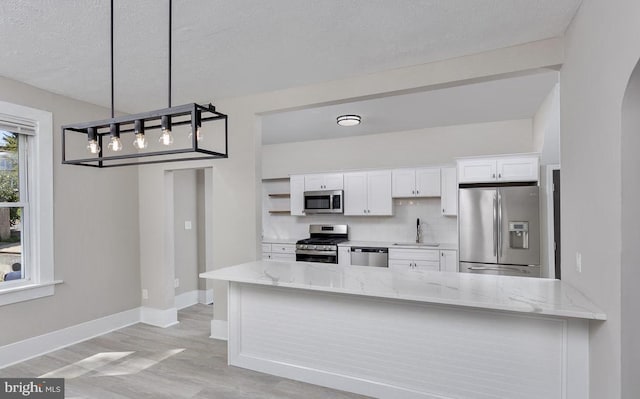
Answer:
top-left (552, 169), bottom-right (561, 280)
top-left (171, 168), bottom-right (213, 310)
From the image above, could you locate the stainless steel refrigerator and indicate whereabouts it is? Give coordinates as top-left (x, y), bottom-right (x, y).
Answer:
top-left (459, 186), bottom-right (541, 277)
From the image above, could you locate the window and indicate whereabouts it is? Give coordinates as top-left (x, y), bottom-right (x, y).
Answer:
top-left (0, 130), bottom-right (26, 284)
top-left (0, 101), bottom-right (55, 306)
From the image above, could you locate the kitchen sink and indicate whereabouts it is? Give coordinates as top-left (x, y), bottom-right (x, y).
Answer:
top-left (393, 242), bottom-right (440, 247)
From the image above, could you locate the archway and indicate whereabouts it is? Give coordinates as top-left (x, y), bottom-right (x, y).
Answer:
top-left (621, 58), bottom-right (640, 398)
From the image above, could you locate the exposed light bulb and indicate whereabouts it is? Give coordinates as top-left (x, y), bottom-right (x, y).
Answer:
top-left (87, 139), bottom-right (101, 154)
top-left (159, 128), bottom-right (174, 145)
top-left (108, 136), bottom-right (123, 151)
top-left (188, 126), bottom-right (202, 141)
top-left (133, 133), bottom-right (148, 149)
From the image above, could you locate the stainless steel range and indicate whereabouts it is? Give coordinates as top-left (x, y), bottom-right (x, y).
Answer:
top-left (296, 224), bottom-right (349, 264)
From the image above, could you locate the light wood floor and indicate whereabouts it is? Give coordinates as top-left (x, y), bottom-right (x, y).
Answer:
top-left (1, 304), bottom-right (368, 399)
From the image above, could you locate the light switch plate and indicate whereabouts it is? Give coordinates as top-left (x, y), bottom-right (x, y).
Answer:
top-left (184, 221), bottom-right (192, 230)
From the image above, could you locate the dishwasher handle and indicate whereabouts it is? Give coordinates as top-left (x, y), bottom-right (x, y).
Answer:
top-left (351, 247), bottom-right (389, 253)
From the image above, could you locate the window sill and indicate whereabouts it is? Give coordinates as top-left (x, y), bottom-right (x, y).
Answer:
top-left (0, 280), bottom-right (63, 306)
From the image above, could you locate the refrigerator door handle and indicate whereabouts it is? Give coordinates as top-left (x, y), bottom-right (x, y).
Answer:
top-left (498, 191), bottom-right (503, 258)
top-left (468, 266), bottom-right (531, 274)
top-left (493, 193), bottom-right (498, 257)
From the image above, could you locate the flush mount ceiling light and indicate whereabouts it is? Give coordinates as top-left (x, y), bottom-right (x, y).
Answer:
top-left (61, 0), bottom-right (228, 168)
top-left (336, 114), bottom-right (361, 127)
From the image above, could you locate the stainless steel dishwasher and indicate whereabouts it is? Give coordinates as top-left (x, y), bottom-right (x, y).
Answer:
top-left (350, 247), bottom-right (389, 267)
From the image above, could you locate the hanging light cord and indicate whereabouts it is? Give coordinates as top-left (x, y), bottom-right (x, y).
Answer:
top-left (168, 0), bottom-right (172, 108)
top-left (110, 0), bottom-right (172, 116)
top-left (110, 0), bottom-right (115, 118)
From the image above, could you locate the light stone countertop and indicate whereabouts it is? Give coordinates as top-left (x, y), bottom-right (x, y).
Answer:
top-left (338, 240), bottom-right (458, 250)
top-left (200, 260), bottom-right (606, 320)
top-left (261, 238), bottom-right (299, 245)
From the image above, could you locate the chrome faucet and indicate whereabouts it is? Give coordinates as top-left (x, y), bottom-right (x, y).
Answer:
top-left (416, 218), bottom-right (422, 243)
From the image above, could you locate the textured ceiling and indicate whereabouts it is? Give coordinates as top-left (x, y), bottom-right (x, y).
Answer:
top-left (0, 1), bottom-right (580, 114)
top-left (262, 70), bottom-right (559, 144)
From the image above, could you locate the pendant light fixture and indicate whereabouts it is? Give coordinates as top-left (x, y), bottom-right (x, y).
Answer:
top-left (61, 0), bottom-right (228, 168)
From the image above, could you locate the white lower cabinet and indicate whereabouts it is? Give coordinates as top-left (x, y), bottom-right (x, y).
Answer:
top-left (262, 243), bottom-right (296, 261)
top-left (389, 259), bottom-right (440, 271)
top-left (389, 248), bottom-right (440, 271)
top-left (338, 247), bottom-right (351, 266)
top-left (439, 250), bottom-right (458, 272)
top-left (389, 248), bottom-right (458, 272)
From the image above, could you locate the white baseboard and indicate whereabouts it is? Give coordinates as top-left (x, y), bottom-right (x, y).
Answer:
top-left (141, 307), bottom-right (179, 328)
top-left (0, 307), bottom-right (140, 370)
top-left (198, 289), bottom-right (213, 305)
top-left (175, 290), bottom-right (199, 310)
top-left (210, 319), bottom-right (228, 340)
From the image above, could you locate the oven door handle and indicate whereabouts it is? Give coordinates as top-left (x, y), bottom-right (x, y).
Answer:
top-left (295, 249), bottom-right (337, 256)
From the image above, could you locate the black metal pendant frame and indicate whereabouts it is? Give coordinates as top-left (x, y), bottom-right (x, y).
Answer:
top-left (62, 0), bottom-right (229, 168)
top-left (61, 103), bottom-right (228, 168)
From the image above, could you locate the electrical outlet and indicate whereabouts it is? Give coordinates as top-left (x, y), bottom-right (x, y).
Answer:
top-left (174, 278), bottom-right (180, 288)
top-left (576, 252), bottom-right (582, 273)
top-left (184, 221), bottom-right (192, 230)
top-left (142, 289), bottom-right (148, 299)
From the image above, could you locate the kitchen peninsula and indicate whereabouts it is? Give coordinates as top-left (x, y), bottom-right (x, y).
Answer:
top-left (201, 261), bottom-right (605, 399)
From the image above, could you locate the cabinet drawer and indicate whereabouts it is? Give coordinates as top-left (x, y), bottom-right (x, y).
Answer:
top-left (389, 248), bottom-right (439, 261)
top-left (261, 243), bottom-right (272, 253)
top-left (272, 244), bottom-right (296, 254)
top-left (270, 253), bottom-right (296, 261)
top-left (262, 253), bottom-right (272, 261)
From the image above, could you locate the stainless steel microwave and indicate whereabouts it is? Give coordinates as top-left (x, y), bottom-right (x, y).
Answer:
top-left (303, 190), bottom-right (343, 214)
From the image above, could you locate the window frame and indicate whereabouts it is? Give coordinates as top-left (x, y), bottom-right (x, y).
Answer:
top-left (0, 101), bottom-right (56, 306)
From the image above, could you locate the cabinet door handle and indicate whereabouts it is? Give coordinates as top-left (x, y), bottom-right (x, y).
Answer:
top-left (442, 208), bottom-right (445, 213)
top-left (416, 190), bottom-right (419, 194)
top-left (412, 190), bottom-right (415, 194)
top-left (492, 173), bottom-right (496, 178)
top-left (498, 173), bottom-right (502, 179)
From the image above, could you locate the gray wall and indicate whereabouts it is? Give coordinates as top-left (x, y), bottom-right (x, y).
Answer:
top-left (262, 119), bottom-right (533, 179)
top-left (0, 76), bottom-right (140, 346)
top-left (173, 169), bottom-right (199, 296)
top-left (561, 1), bottom-right (640, 397)
top-left (621, 60), bottom-right (640, 399)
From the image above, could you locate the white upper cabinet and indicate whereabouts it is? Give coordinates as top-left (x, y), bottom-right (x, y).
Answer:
top-left (416, 168), bottom-right (441, 196)
top-left (392, 167), bottom-right (441, 198)
top-left (440, 167), bottom-right (457, 216)
top-left (304, 173), bottom-right (343, 191)
top-left (457, 159), bottom-right (498, 183)
top-left (457, 155), bottom-right (539, 183)
top-left (496, 157), bottom-right (539, 182)
top-left (290, 175), bottom-right (305, 216)
top-left (344, 172), bottom-right (367, 215)
top-left (344, 170), bottom-right (393, 216)
top-left (391, 169), bottom-right (416, 197)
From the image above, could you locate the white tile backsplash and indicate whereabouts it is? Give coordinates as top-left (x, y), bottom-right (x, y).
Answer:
top-left (262, 197), bottom-right (457, 244)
